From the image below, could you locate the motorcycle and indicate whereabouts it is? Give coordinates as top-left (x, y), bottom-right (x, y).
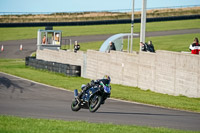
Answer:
top-left (71, 83), bottom-right (111, 112)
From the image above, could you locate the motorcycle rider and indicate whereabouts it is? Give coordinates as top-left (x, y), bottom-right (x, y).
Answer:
top-left (77, 75), bottom-right (111, 100)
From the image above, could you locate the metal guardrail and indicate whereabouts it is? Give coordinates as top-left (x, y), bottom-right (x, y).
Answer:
top-left (25, 57), bottom-right (81, 77)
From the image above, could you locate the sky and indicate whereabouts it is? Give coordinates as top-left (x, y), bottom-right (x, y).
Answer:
top-left (0, 0), bottom-right (200, 13)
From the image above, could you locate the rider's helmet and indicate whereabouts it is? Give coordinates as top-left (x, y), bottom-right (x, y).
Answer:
top-left (103, 75), bottom-right (111, 85)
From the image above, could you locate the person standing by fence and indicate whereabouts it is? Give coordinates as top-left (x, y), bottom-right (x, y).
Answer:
top-left (189, 37), bottom-right (199, 55)
top-left (74, 41), bottom-right (80, 53)
top-left (140, 41), bottom-right (155, 53)
top-left (108, 41), bottom-right (116, 53)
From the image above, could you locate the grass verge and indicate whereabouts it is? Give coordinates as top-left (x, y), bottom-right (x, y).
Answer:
top-left (0, 115), bottom-right (199, 133)
top-left (0, 59), bottom-right (200, 112)
top-left (0, 19), bottom-right (200, 41)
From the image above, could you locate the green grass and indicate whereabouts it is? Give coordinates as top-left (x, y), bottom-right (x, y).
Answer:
top-left (79, 41), bottom-right (104, 51)
top-left (0, 115), bottom-right (199, 133)
top-left (0, 59), bottom-right (200, 112)
top-left (0, 19), bottom-right (200, 41)
top-left (79, 33), bottom-right (200, 52)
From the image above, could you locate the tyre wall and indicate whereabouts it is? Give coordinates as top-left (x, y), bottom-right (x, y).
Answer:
top-left (25, 56), bottom-right (81, 77)
top-left (36, 49), bottom-right (85, 77)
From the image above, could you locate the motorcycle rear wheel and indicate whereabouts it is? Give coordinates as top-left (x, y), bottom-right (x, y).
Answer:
top-left (88, 94), bottom-right (102, 112)
top-left (71, 99), bottom-right (81, 112)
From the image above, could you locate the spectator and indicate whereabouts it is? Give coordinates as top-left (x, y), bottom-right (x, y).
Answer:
top-left (189, 37), bottom-right (199, 55)
top-left (74, 41), bottom-right (80, 53)
top-left (109, 41), bottom-right (116, 52)
top-left (140, 41), bottom-right (155, 53)
top-left (54, 33), bottom-right (60, 44)
top-left (147, 41), bottom-right (155, 52)
top-left (42, 35), bottom-right (46, 44)
top-left (140, 42), bottom-right (147, 52)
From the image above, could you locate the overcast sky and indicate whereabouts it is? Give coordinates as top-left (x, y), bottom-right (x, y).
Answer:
top-left (0, 0), bottom-right (199, 13)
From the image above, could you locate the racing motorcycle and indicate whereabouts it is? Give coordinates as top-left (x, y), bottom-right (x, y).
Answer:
top-left (71, 83), bottom-right (111, 112)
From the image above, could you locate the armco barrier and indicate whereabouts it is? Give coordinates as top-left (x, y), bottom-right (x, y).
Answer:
top-left (25, 56), bottom-right (81, 77)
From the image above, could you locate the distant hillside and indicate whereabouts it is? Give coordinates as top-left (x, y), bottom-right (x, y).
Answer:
top-left (0, 7), bottom-right (200, 23)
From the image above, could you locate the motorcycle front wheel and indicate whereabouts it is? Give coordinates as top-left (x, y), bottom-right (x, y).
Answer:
top-left (88, 94), bottom-right (102, 112)
top-left (71, 99), bottom-right (81, 112)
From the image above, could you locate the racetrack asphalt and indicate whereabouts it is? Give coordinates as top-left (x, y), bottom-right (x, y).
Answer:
top-left (0, 28), bottom-right (200, 59)
top-left (0, 72), bottom-right (200, 131)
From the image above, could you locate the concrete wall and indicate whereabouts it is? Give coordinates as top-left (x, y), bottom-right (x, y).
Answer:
top-left (36, 49), bottom-right (200, 98)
